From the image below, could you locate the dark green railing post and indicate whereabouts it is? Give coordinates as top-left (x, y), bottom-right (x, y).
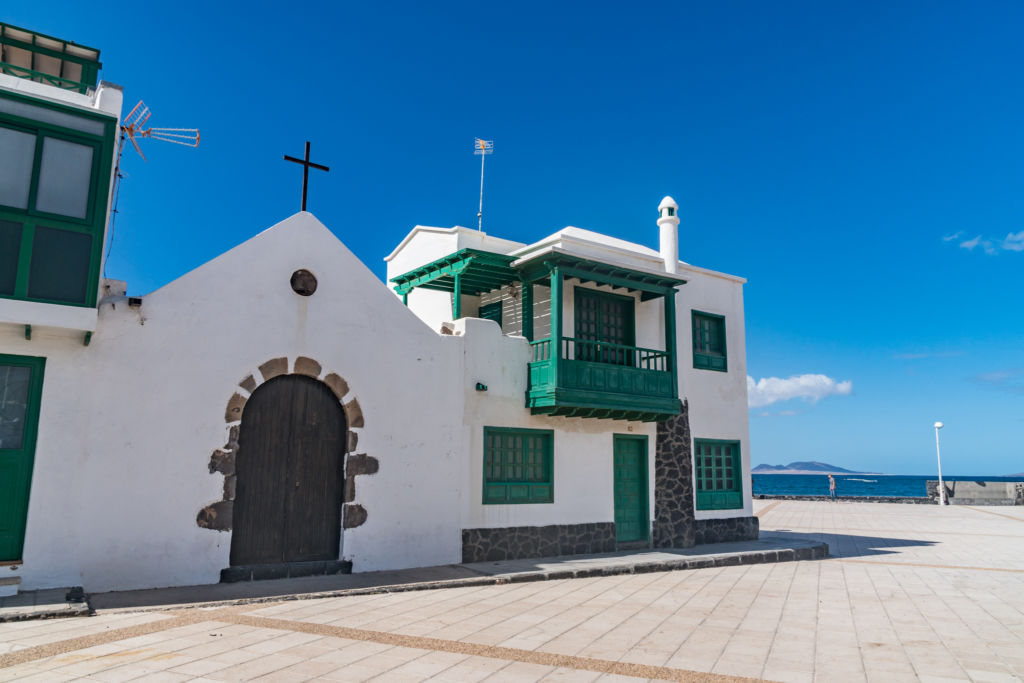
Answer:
top-left (549, 265), bottom-right (562, 382)
top-left (520, 277), bottom-right (533, 341)
top-left (452, 272), bottom-right (462, 319)
top-left (665, 288), bottom-right (678, 398)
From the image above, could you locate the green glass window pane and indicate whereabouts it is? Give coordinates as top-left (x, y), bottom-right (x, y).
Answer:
top-left (34, 137), bottom-right (94, 219)
top-left (0, 126), bottom-right (35, 210)
top-left (0, 365), bottom-right (31, 449)
top-left (28, 226), bottom-right (92, 303)
top-left (0, 220), bottom-right (22, 295)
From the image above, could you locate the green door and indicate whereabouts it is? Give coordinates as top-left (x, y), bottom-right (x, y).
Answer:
top-left (0, 354), bottom-right (45, 561)
top-left (613, 435), bottom-right (648, 544)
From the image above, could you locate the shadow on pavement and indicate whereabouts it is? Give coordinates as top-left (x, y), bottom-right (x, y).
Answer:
top-left (761, 529), bottom-right (937, 558)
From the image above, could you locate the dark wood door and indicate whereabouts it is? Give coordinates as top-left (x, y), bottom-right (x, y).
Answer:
top-left (230, 375), bottom-right (346, 566)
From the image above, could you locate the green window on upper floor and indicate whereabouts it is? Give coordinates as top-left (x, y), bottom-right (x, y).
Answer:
top-left (483, 427), bottom-right (553, 504)
top-left (692, 310), bottom-right (727, 371)
top-left (694, 439), bottom-right (742, 510)
top-left (479, 301), bottom-right (502, 327)
top-left (0, 91), bottom-right (115, 307)
top-left (574, 287), bottom-right (635, 365)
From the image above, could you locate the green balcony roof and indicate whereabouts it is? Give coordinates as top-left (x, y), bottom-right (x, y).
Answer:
top-left (518, 253), bottom-right (687, 300)
top-left (0, 22), bottom-right (102, 94)
top-left (390, 248), bottom-right (519, 296)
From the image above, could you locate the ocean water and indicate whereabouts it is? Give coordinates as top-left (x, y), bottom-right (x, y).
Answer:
top-left (752, 474), bottom-right (1023, 498)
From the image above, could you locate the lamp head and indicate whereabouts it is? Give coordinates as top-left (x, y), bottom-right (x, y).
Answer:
top-left (934, 421), bottom-right (944, 429)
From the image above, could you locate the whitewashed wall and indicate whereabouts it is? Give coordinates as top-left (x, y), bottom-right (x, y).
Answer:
top-left (455, 318), bottom-right (657, 530)
top-left (7, 214), bottom-right (466, 592)
top-left (676, 267), bottom-right (751, 520)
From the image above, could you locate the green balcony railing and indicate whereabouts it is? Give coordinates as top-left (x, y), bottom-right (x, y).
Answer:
top-left (0, 62), bottom-right (91, 94)
top-left (526, 337), bottom-right (680, 422)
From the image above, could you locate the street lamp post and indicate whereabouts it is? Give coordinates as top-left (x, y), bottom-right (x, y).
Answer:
top-left (934, 421), bottom-right (946, 506)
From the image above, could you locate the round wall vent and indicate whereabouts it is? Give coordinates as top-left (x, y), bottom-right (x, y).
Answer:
top-left (290, 269), bottom-right (318, 296)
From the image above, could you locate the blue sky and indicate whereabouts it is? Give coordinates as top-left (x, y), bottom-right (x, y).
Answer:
top-left (9, 2), bottom-right (1023, 474)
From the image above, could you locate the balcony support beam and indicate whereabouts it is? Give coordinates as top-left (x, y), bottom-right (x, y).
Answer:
top-left (549, 265), bottom-right (563, 383)
top-left (452, 271), bottom-right (462, 320)
top-left (520, 278), bottom-right (533, 342)
top-left (664, 288), bottom-right (678, 398)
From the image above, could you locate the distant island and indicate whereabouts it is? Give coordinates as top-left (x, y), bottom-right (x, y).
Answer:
top-left (753, 461), bottom-right (871, 475)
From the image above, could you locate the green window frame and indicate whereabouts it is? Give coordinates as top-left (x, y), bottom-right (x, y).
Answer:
top-left (574, 287), bottom-right (636, 365)
top-left (483, 427), bottom-right (553, 504)
top-left (694, 439), bottom-right (742, 510)
top-left (692, 310), bottom-right (727, 372)
top-left (479, 301), bottom-right (502, 327)
top-left (0, 90), bottom-right (115, 307)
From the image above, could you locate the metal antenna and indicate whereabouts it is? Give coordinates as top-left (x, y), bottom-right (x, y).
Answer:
top-left (120, 101), bottom-right (200, 161)
top-left (107, 101), bottom-right (199, 276)
top-left (474, 138), bottom-right (493, 230)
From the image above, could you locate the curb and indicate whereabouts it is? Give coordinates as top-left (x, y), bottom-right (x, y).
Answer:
top-left (85, 540), bottom-right (829, 616)
top-left (0, 602), bottom-right (89, 623)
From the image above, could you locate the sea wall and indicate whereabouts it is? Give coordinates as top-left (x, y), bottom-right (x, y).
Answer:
top-left (927, 481), bottom-right (1024, 506)
top-left (754, 494), bottom-right (935, 504)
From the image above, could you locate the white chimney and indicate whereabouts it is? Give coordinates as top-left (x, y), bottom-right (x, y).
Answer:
top-left (657, 196), bottom-right (679, 274)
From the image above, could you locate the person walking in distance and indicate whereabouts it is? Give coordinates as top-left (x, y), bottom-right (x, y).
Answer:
top-left (828, 474), bottom-right (837, 501)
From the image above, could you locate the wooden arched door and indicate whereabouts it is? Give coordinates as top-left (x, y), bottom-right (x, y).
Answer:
top-left (230, 375), bottom-right (346, 566)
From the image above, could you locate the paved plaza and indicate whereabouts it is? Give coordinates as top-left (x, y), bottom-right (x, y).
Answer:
top-left (1, 501), bottom-right (1022, 682)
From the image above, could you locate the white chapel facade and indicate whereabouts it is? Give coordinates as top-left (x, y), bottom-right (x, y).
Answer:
top-left (0, 22), bottom-right (754, 595)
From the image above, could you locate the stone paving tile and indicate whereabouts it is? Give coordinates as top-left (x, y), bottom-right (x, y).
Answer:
top-left (2, 501), bottom-right (1023, 682)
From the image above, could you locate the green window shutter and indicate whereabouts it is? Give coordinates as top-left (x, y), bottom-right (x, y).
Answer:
top-left (482, 427), bottom-right (554, 504)
top-left (692, 310), bottom-right (727, 372)
top-left (694, 439), bottom-right (742, 510)
top-left (477, 301), bottom-right (501, 327)
top-left (574, 288), bottom-right (636, 364)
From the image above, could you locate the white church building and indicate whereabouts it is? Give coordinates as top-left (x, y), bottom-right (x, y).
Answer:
top-left (0, 22), bottom-right (754, 595)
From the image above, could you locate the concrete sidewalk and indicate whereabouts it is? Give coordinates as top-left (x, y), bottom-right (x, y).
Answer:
top-left (10, 535), bottom-right (826, 618)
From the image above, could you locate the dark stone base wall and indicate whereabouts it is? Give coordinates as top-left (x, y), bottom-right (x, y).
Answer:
top-left (461, 523), bottom-right (616, 563)
top-left (653, 400), bottom-right (696, 548)
top-left (694, 516), bottom-right (759, 545)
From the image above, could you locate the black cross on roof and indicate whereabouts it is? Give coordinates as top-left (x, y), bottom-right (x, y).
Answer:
top-left (283, 141), bottom-right (330, 212)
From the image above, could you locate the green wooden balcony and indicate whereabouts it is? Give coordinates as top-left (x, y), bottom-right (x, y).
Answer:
top-left (0, 23), bottom-right (102, 95)
top-left (527, 337), bottom-right (681, 422)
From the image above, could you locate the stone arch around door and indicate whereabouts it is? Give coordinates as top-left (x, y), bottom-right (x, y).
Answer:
top-left (197, 356), bottom-right (377, 543)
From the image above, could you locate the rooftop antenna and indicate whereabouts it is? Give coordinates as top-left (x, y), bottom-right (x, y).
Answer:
top-left (106, 101), bottom-right (199, 276)
top-left (119, 101), bottom-right (200, 161)
top-left (474, 138), bottom-right (493, 231)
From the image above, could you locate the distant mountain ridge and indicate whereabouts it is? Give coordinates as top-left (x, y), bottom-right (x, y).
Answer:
top-left (753, 461), bottom-right (867, 474)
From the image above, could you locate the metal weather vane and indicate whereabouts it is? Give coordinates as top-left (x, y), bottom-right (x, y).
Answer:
top-left (474, 138), bottom-right (493, 231)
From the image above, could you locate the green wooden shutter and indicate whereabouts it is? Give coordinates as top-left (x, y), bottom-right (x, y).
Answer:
top-left (483, 427), bottom-right (554, 504)
top-left (694, 439), bottom-right (742, 510)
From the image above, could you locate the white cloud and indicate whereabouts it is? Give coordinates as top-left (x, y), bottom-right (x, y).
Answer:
top-left (1002, 230), bottom-right (1024, 252)
top-left (747, 374), bottom-right (853, 408)
top-left (951, 230), bottom-right (1022, 255)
